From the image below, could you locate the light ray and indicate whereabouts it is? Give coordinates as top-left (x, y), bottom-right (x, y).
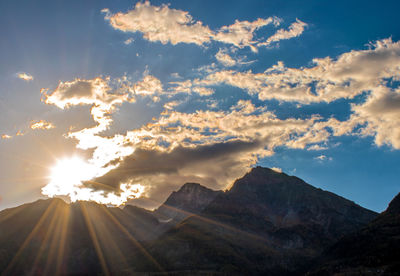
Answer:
top-left (79, 202), bottom-right (110, 276)
top-left (101, 206), bottom-right (164, 272)
top-left (2, 200), bottom-right (58, 275)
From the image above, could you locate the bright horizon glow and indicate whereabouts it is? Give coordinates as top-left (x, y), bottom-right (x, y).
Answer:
top-left (42, 157), bottom-right (144, 206)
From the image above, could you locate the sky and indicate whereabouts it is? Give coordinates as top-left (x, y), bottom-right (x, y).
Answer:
top-left (0, 0), bottom-right (399, 212)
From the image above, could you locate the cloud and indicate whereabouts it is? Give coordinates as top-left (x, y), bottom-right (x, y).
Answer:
top-left (271, 167), bottom-right (282, 173)
top-left (62, 100), bottom-right (333, 205)
top-left (195, 38), bottom-right (400, 104)
top-left (307, 144), bottom-right (328, 151)
top-left (107, 1), bottom-right (213, 46)
top-left (93, 140), bottom-right (261, 192)
top-left (17, 72), bottom-right (33, 81)
top-left (213, 17), bottom-right (281, 52)
top-left (124, 38), bottom-right (134, 45)
top-left (169, 79), bottom-right (214, 95)
top-left (42, 77), bottom-right (132, 138)
top-left (105, 1), bottom-right (282, 51)
top-left (259, 19), bottom-right (307, 47)
top-left (215, 49), bottom-right (237, 67)
top-left (42, 90), bottom-right (333, 206)
top-left (214, 48), bottom-right (256, 67)
top-left (39, 37), bottom-right (400, 208)
top-left (315, 154), bottom-right (332, 161)
top-left (30, 120), bottom-right (55, 130)
top-left (132, 75), bottom-right (163, 96)
top-left (350, 86), bottom-right (400, 149)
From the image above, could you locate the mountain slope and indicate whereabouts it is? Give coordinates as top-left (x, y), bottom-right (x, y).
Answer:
top-left (308, 192), bottom-right (400, 275)
top-left (0, 199), bottom-right (164, 275)
top-left (139, 167), bottom-right (377, 274)
top-left (205, 167), bottom-right (376, 246)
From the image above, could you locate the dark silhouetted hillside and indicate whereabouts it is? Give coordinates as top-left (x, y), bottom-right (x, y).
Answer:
top-left (308, 192), bottom-right (400, 275)
top-left (0, 167), bottom-right (385, 275)
top-left (134, 167), bottom-right (378, 275)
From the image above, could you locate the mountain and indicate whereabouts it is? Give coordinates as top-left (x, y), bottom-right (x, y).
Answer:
top-left (154, 182), bottom-right (222, 222)
top-left (0, 198), bottom-right (165, 275)
top-left (308, 192), bottom-right (400, 275)
top-left (0, 167), bottom-right (383, 275)
top-left (133, 167), bottom-right (378, 274)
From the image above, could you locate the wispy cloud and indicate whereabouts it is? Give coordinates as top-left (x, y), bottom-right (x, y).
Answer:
top-left (307, 144), bottom-right (328, 151)
top-left (259, 19), bottom-right (307, 47)
top-left (315, 154), bottom-right (332, 161)
top-left (215, 49), bottom-right (237, 67)
top-left (17, 72), bottom-right (33, 81)
top-left (124, 37), bottom-right (134, 45)
top-left (30, 120), bottom-right (55, 130)
top-left (271, 167), bottom-right (282, 173)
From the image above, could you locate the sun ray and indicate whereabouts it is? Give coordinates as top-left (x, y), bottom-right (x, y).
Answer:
top-left (37, 202), bottom-right (70, 276)
top-left (79, 202), bottom-right (110, 276)
top-left (29, 202), bottom-right (62, 274)
top-left (53, 205), bottom-right (70, 276)
top-left (0, 204), bottom-right (30, 225)
top-left (101, 206), bottom-right (164, 272)
top-left (159, 202), bottom-right (271, 243)
top-left (83, 203), bottom-right (131, 274)
top-left (2, 200), bottom-right (58, 275)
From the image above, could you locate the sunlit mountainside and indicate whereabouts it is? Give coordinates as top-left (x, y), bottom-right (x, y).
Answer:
top-left (2, 167), bottom-right (397, 275)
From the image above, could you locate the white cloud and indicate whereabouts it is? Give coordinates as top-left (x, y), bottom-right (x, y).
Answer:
top-left (350, 86), bottom-right (400, 149)
top-left (214, 17), bottom-right (281, 52)
top-left (105, 1), bottom-right (283, 51)
top-left (195, 38), bottom-right (400, 105)
top-left (17, 72), bottom-right (33, 81)
top-left (271, 167), bottom-right (282, 173)
top-left (107, 1), bottom-right (213, 46)
top-left (124, 38), bottom-right (134, 45)
top-left (260, 19), bottom-right (307, 47)
top-left (30, 120), bottom-right (55, 130)
top-left (215, 49), bottom-right (237, 67)
top-left (307, 144), bottom-right (328, 151)
top-left (315, 154), bottom-right (332, 161)
top-left (132, 75), bottom-right (163, 96)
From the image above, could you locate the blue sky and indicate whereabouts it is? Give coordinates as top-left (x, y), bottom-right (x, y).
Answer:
top-left (0, 0), bottom-right (399, 211)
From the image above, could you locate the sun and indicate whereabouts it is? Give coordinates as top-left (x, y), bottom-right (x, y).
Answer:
top-left (47, 157), bottom-right (98, 195)
top-left (42, 156), bottom-right (144, 206)
top-left (50, 157), bottom-right (97, 185)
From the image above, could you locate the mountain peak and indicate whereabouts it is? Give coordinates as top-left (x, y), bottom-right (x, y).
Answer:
top-left (179, 182), bottom-right (203, 190)
top-left (250, 166), bottom-right (283, 174)
top-left (386, 192), bottom-right (400, 214)
top-left (155, 182), bottom-right (222, 221)
top-left (229, 166), bottom-right (306, 195)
